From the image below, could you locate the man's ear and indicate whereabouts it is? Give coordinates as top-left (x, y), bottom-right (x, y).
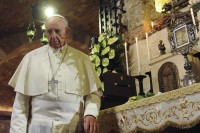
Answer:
top-left (65, 27), bottom-right (70, 37)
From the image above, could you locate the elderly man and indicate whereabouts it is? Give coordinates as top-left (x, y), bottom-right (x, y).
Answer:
top-left (9, 14), bottom-right (102, 133)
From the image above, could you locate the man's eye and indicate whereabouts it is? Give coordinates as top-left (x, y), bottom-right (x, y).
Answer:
top-left (55, 29), bottom-right (61, 34)
top-left (47, 29), bottom-right (52, 34)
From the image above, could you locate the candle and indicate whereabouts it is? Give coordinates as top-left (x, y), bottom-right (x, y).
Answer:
top-left (190, 7), bottom-right (196, 26)
top-left (135, 38), bottom-right (140, 75)
top-left (145, 33), bottom-right (150, 64)
top-left (124, 42), bottom-right (129, 75)
top-left (190, 7), bottom-right (199, 46)
top-left (151, 21), bottom-right (154, 29)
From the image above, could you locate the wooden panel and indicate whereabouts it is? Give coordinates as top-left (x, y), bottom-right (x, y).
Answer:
top-left (101, 71), bottom-right (136, 109)
top-left (103, 71), bottom-right (137, 97)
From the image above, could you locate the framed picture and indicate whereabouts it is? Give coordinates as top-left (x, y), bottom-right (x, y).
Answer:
top-left (173, 25), bottom-right (189, 49)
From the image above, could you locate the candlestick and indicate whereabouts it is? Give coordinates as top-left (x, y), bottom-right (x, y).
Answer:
top-left (190, 7), bottom-right (196, 26)
top-left (145, 33), bottom-right (150, 64)
top-left (145, 71), bottom-right (153, 93)
top-left (135, 38), bottom-right (140, 74)
top-left (124, 42), bottom-right (129, 75)
top-left (135, 75), bottom-right (146, 96)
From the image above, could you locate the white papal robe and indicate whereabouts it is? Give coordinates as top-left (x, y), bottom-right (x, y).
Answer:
top-left (8, 44), bottom-right (102, 133)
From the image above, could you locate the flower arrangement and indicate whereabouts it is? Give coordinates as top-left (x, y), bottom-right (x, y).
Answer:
top-left (90, 32), bottom-right (125, 80)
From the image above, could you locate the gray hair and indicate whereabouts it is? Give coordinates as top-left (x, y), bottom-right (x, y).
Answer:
top-left (45, 14), bottom-right (69, 28)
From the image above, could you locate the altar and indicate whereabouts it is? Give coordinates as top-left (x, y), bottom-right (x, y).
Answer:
top-left (98, 83), bottom-right (200, 133)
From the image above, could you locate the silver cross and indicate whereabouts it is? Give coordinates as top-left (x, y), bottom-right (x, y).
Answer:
top-left (48, 76), bottom-right (58, 90)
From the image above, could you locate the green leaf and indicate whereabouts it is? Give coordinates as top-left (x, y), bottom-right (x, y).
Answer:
top-left (109, 49), bottom-right (115, 59)
top-left (108, 36), bottom-right (118, 45)
top-left (90, 55), bottom-right (96, 61)
top-left (89, 32), bottom-right (124, 80)
top-left (101, 46), bottom-right (110, 55)
top-left (90, 47), bottom-right (95, 54)
top-left (95, 56), bottom-right (100, 67)
top-left (136, 95), bottom-right (146, 100)
top-left (96, 67), bottom-right (102, 77)
top-left (128, 96), bottom-right (137, 102)
top-left (93, 45), bottom-right (100, 53)
top-left (103, 68), bottom-right (108, 73)
top-left (112, 70), bottom-right (117, 73)
top-left (102, 58), bottom-right (109, 67)
top-left (102, 39), bottom-right (107, 48)
top-left (98, 33), bottom-right (104, 42)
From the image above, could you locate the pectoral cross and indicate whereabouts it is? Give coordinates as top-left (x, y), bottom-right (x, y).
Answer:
top-left (48, 76), bottom-right (58, 90)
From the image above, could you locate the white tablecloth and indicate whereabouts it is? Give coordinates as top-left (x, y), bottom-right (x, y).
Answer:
top-left (99, 83), bottom-right (200, 133)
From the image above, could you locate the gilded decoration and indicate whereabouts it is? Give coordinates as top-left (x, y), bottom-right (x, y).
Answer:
top-left (99, 83), bottom-right (200, 133)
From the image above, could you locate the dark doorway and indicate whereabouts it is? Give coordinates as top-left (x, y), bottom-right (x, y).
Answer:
top-left (158, 62), bottom-right (180, 92)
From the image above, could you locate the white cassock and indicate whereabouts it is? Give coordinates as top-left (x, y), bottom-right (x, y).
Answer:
top-left (8, 44), bottom-right (102, 133)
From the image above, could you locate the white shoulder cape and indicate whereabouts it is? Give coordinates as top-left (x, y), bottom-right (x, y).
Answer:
top-left (8, 45), bottom-right (102, 96)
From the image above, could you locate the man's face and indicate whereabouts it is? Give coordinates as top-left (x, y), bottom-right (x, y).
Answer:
top-left (45, 17), bottom-right (69, 49)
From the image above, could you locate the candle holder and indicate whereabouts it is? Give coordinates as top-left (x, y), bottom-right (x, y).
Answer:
top-left (181, 49), bottom-right (197, 87)
top-left (135, 75), bottom-right (146, 96)
top-left (145, 71), bottom-right (153, 93)
top-left (166, 9), bottom-right (199, 87)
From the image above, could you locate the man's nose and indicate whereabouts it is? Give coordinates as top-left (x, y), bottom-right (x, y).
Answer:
top-left (50, 30), bottom-right (58, 38)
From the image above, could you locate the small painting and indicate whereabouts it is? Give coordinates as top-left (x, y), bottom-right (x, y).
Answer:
top-left (173, 25), bottom-right (189, 49)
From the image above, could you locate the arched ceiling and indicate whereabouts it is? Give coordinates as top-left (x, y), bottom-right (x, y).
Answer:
top-left (0, 0), bottom-right (99, 53)
top-left (0, 0), bottom-right (99, 37)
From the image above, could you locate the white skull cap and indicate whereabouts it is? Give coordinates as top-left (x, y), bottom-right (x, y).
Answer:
top-left (46, 14), bottom-right (65, 20)
top-left (45, 14), bottom-right (68, 27)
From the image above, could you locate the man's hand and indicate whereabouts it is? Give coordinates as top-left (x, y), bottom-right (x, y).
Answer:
top-left (84, 115), bottom-right (99, 133)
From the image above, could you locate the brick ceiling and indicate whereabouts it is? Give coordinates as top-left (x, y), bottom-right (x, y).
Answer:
top-left (0, 0), bottom-right (99, 37)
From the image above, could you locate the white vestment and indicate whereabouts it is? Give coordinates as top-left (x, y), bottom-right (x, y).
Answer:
top-left (8, 44), bottom-right (102, 133)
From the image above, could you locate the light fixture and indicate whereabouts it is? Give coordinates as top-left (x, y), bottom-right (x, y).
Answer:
top-left (26, 20), bottom-right (36, 43)
top-left (40, 33), bottom-right (48, 45)
top-left (44, 6), bottom-right (56, 17)
top-left (40, 24), bottom-right (48, 45)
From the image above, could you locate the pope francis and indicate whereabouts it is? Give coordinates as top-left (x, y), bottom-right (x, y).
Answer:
top-left (8, 14), bottom-right (102, 133)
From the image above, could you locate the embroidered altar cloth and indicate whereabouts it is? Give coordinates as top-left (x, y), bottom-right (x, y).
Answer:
top-left (99, 83), bottom-right (200, 133)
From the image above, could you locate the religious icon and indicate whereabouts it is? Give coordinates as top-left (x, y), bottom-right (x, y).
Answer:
top-left (173, 25), bottom-right (189, 49)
